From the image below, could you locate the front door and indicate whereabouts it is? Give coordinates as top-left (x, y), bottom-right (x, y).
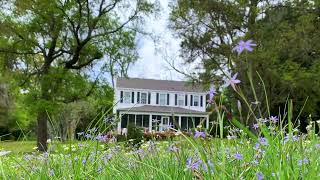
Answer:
top-left (160, 117), bottom-right (169, 132)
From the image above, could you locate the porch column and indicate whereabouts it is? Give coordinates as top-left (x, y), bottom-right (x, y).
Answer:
top-left (149, 114), bottom-right (152, 132)
top-left (178, 116), bottom-right (181, 130)
top-left (117, 112), bottom-right (122, 134)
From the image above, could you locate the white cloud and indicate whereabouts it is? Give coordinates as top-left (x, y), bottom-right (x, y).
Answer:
top-left (128, 0), bottom-right (186, 81)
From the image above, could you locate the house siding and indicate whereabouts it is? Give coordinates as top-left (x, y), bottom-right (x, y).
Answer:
top-left (114, 87), bottom-right (207, 114)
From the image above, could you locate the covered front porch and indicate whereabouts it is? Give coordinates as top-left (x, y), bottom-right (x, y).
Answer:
top-left (116, 105), bottom-right (209, 134)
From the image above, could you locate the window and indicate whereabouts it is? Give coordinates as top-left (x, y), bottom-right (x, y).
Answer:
top-left (194, 95), bottom-right (199, 106)
top-left (141, 92), bottom-right (147, 104)
top-left (159, 93), bottom-right (167, 106)
top-left (178, 94), bottom-right (185, 106)
top-left (124, 92), bottom-right (131, 103)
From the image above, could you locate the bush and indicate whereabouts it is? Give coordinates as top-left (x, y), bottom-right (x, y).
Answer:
top-left (126, 123), bottom-right (144, 147)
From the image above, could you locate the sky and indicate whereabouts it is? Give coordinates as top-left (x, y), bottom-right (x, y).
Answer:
top-left (127, 0), bottom-right (186, 81)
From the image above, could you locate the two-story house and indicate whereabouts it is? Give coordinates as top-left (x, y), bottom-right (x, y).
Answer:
top-left (113, 77), bottom-right (209, 134)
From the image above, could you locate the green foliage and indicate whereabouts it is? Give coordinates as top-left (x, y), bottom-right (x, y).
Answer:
top-left (169, 0), bottom-right (320, 129)
top-left (126, 123), bottom-right (144, 147)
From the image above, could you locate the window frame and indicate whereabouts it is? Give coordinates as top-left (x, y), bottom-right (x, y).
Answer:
top-left (140, 92), bottom-right (148, 104)
top-left (177, 94), bottom-right (185, 106)
top-left (193, 95), bottom-right (200, 106)
top-left (159, 93), bottom-right (167, 106)
top-left (123, 91), bottom-right (131, 103)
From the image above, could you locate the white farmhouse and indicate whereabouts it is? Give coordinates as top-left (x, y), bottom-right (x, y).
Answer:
top-left (113, 77), bottom-right (209, 134)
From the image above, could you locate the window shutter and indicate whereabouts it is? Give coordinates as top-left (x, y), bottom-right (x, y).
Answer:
top-left (167, 94), bottom-right (170, 105)
top-left (156, 93), bottom-right (159, 104)
top-left (131, 92), bottom-right (134, 103)
top-left (200, 95), bottom-right (203, 107)
top-left (190, 95), bottom-right (193, 106)
top-left (185, 95), bottom-right (188, 106)
top-left (175, 94), bottom-right (177, 105)
top-left (148, 92), bottom-right (151, 104)
top-left (120, 91), bottom-right (123, 103)
top-left (137, 92), bottom-right (140, 103)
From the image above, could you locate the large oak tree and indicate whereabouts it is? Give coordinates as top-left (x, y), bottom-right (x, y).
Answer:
top-left (0, 0), bottom-right (155, 151)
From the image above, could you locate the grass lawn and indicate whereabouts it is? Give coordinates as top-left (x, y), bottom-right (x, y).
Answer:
top-left (0, 141), bottom-right (36, 153)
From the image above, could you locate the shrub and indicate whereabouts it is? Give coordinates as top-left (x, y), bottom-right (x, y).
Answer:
top-left (126, 123), bottom-right (144, 147)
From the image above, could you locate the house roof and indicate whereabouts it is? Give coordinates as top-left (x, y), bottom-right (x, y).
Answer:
top-left (116, 77), bottom-right (205, 93)
top-left (117, 105), bottom-right (208, 115)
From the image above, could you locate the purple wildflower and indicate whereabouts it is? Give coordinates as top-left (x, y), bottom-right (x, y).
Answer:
top-left (82, 159), bottom-right (87, 164)
top-left (234, 152), bottom-right (243, 160)
top-left (207, 85), bottom-right (216, 103)
top-left (186, 157), bottom-right (202, 170)
top-left (168, 145), bottom-right (179, 153)
top-left (252, 159), bottom-right (259, 166)
top-left (254, 143), bottom-right (260, 150)
top-left (224, 73), bottom-right (241, 90)
top-left (269, 116), bottom-right (279, 123)
top-left (315, 144), bottom-right (320, 150)
top-left (96, 134), bottom-right (108, 142)
top-left (232, 40), bottom-right (257, 55)
top-left (253, 123), bottom-right (259, 130)
top-left (85, 134), bottom-right (92, 139)
top-left (256, 172), bottom-right (264, 180)
top-left (258, 137), bottom-right (268, 146)
top-left (298, 158), bottom-right (309, 166)
top-left (284, 135), bottom-right (299, 143)
top-left (194, 131), bottom-right (206, 138)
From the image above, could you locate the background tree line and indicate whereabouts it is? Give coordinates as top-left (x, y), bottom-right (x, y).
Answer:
top-left (169, 0), bottom-right (320, 132)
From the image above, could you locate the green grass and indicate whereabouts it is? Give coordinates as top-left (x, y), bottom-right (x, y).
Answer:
top-left (0, 141), bottom-right (36, 153)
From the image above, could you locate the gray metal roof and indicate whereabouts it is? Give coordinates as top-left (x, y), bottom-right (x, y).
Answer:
top-left (117, 105), bottom-right (208, 115)
top-left (116, 77), bottom-right (205, 93)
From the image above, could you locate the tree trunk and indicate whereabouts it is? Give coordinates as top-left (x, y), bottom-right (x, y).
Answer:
top-left (37, 109), bottom-right (48, 151)
top-left (37, 69), bottom-right (51, 152)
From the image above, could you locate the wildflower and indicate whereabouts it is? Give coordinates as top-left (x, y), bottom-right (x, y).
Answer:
top-left (234, 152), bottom-right (243, 160)
top-left (0, 151), bottom-right (11, 156)
top-left (82, 159), bottom-right (87, 164)
top-left (194, 131), bottom-right (206, 138)
top-left (77, 132), bottom-right (84, 136)
top-left (271, 173), bottom-right (276, 177)
top-left (186, 157), bottom-right (202, 170)
top-left (96, 134), bottom-right (108, 142)
top-left (269, 116), bottom-right (279, 123)
top-left (237, 100), bottom-right (242, 112)
top-left (168, 144), bottom-right (179, 153)
top-left (258, 137), bottom-right (268, 146)
top-left (49, 169), bottom-right (55, 177)
top-left (253, 123), bottom-right (259, 130)
top-left (252, 159), bottom-right (259, 166)
top-left (298, 158), bottom-right (309, 166)
top-left (284, 135), bottom-right (298, 143)
top-left (97, 167), bottom-right (102, 174)
top-left (207, 85), bottom-right (216, 103)
top-left (46, 139), bottom-right (52, 143)
top-left (88, 127), bottom-right (97, 133)
top-left (232, 39), bottom-right (257, 55)
top-left (85, 134), bottom-right (92, 139)
top-left (224, 73), bottom-right (241, 91)
top-left (256, 172), bottom-right (264, 180)
top-left (315, 144), bottom-right (320, 150)
top-left (227, 135), bottom-right (237, 140)
top-left (254, 143), bottom-right (260, 150)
